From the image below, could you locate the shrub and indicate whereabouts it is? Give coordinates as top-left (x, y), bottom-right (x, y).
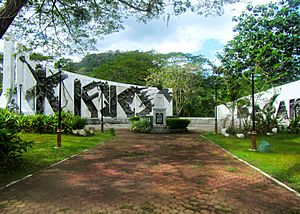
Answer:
top-left (42, 114), bottom-right (57, 133)
top-left (0, 108), bottom-right (87, 135)
top-left (60, 111), bottom-right (87, 134)
top-left (29, 114), bottom-right (47, 133)
top-left (129, 116), bottom-right (140, 122)
top-left (0, 128), bottom-right (33, 166)
top-left (166, 118), bottom-right (190, 129)
top-left (130, 119), bottom-right (152, 133)
top-left (73, 115), bottom-right (87, 130)
top-left (226, 125), bottom-right (237, 135)
top-left (0, 108), bottom-right (18, 129)
top-left (255, 95), bottom-right (279, 135)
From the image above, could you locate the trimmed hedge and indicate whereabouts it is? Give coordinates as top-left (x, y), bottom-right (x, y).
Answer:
top-left (166, 118), bottom-right (191, 129)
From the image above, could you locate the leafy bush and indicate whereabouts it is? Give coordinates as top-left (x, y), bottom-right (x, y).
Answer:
top-left (286, 116), bottom-right (300, 134)
top-left (226, 125), bottom-right (237, 135)
top-left (130, 119), bottom-right (152, 133)
top-left (0, 108), bottom-right (87, 134)
top-left (255, 108), bottom-right (279, 135)
top-left (73, 115), bottom-right (87, 130)
top-left (0, 108), bottom-right (18, 129)
top-left (0, 128), bottom-right (33, 166)
top-left (255, 95), bottom-right (279, 135)
top-left (166, 118), bottom-right (191, 129)
top-left (60, 111), bottom-right (86, 134)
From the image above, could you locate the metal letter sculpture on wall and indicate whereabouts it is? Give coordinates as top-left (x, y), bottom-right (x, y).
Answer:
top-left (18, 56), bottom-right (172, 118)
top-left (20, 56), bottom-right (68, 114)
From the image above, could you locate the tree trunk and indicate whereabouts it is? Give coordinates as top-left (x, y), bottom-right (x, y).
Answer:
top-left (0, 0), bottom-right (28, 39)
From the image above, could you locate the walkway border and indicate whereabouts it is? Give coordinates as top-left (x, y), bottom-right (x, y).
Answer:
top-left (201, 135), bottom-right (300, 197)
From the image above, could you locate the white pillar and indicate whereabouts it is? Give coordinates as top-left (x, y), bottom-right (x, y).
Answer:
top-left (0, 40), bottom-right (15, 108)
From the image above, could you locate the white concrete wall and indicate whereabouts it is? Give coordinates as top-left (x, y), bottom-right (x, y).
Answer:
top-left (0, 41), bottom-right (173, 119)
top-left (217, 79), bottom-right (300, 127)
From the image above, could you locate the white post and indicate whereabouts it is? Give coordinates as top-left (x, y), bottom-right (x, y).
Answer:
top-left (16, 51), bottom-right (24, 111)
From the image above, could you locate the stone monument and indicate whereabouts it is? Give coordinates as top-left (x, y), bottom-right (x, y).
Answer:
top-left (152, 93), bottom-right (169, 133)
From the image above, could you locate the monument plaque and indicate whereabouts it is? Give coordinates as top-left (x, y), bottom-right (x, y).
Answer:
top-left (152, 92), bottom-right (169, 133)
top-left (156, 113), bottom-right (163, 124)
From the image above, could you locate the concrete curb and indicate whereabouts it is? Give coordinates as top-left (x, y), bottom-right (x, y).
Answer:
top-left (0, 137), bottom-right (113, 191)
top-left (201, 135), bottom-right (300, 197)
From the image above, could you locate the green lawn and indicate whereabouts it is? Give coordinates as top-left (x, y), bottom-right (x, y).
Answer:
top-left (0, 131), bottom-right (114, 187)
top-left (203, 133), bottom-right (300, 193)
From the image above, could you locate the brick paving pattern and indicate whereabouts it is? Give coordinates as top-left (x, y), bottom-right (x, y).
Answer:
top-left (0, 130), bottom-right (299, 214)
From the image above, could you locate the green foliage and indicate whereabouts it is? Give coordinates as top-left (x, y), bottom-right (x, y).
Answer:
top-left (0, 108), bottom-right (19, 129)
top-left (147, 64), bottom-right (209, 116)
top-left (286, 117), bottom-right (300, 134)
top-left (255, 95), bottom-right (279, 135)
top-left (0, 128), bottom-right (33, 166)
top-left (54, 58), bottom-right (76, 72)
top-left (29, 52), bottom-right (53, 62)
top-left (129, 116), bottom-right (140, 122)
top-left (90, 51), bottom-right (159, 85)
top-left (166, 118), bottom-right (191, 129)
top-left (0, 108), bottom-right (86, 134)
top-left (60, 111), bottom-right (87, 134)
top-left (226, 125), bottom-right (237, 135)
top-left (219, 0), bottom-right (300, 90)
top-left (73, 52), bottom-right (118, 73)
top-left (130, 119), bottom-right (152, 133)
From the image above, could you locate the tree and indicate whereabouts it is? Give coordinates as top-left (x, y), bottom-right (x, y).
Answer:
top-left (29, 52), bottom-right (53, 62)
top-left (91, 50), bottom-right (159, 85)
top-left (146, 63), bottom-right (210, 116)
top-left (0, 0), bottom-right (240, 54)
top-left (55, 57), bottom-right (76, 72)
top-left (219, 0), bottom-right (300, 90)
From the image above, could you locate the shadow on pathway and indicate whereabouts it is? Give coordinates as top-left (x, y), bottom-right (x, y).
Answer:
top-left (0, 130), bottom-right (299, 214)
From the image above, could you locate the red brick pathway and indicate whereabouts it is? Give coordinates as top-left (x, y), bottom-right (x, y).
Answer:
top-left (0, 130), bottom-right (299, 213)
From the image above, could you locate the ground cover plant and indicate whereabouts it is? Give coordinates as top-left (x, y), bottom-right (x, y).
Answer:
top-left (0, 131), bottom-right (114, 187)
top-left (203, 133), bottom-right (300, 192)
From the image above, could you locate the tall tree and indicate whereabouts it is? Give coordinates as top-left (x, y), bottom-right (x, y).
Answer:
top-left (0, 0), bottom-right (240, 54)
top-left (146, 63), bottom-right (211, 116)
top-left (219, 0), bottom-right (300, 90)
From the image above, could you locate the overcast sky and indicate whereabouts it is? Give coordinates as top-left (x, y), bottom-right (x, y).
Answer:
top-left (0, 0), bottom-right (271, 62)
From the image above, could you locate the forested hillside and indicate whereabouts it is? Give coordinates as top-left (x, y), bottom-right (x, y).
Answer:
top-left (57, 51), bottom-right (211, 86)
